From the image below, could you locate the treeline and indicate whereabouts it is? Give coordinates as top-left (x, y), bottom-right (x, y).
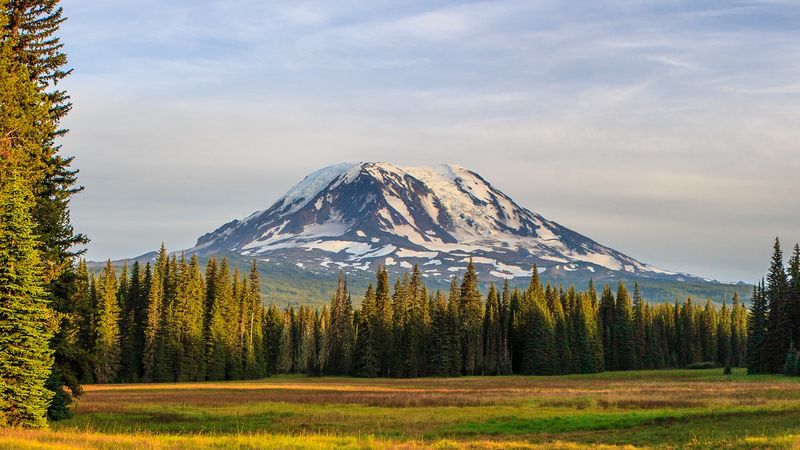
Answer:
top-left (74, 246), bottom-right (748, 383)
top-left (748, 238), bottom-right (800, 375)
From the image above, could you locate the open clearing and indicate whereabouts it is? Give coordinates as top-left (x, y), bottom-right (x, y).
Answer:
top-left (3, 369), bottom-right (800, 449)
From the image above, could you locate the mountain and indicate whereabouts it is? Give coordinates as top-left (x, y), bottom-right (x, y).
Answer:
top-left (190, 162), bottom-right (705, 285)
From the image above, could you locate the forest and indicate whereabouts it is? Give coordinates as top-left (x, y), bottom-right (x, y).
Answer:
top-left (72, 245), bottom-right (751, 384)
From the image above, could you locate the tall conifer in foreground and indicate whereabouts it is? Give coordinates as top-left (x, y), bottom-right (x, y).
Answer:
top-left (0, 173), bottom-right (55, 428)
top-left (4, 0), bottom-right (88, 419)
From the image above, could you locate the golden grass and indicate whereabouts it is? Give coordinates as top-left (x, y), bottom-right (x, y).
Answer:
top-left (0, 429), bottom-right (638, 450)
top-left (5, 369), bottom-right (800, 449)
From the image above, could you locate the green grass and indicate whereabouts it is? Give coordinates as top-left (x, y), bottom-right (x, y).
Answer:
top-left (3, 368), bottom-right (800, 449)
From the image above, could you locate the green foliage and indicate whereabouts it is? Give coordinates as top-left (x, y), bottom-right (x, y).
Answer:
top-left (92, 261), bottom-right (120, 383)
top-left (0, 173), bottom-right (54, 428)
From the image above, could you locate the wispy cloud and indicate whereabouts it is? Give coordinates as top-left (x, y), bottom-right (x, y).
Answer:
top-left (59, 0), bottom-right (800, 282)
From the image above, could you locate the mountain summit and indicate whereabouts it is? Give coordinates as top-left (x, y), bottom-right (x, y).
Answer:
top-left (190, 162), bottom-right (692, 283)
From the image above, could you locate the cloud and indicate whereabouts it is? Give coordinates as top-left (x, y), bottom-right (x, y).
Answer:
top-left (59, 0), bottom-right (800, 282)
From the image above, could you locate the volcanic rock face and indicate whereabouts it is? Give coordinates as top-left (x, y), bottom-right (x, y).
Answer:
top-left (191, 162), bottom-right (684, 281)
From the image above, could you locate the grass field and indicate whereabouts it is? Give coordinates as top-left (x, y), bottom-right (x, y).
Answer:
top-left (2, 369), bottom-right (800, 449)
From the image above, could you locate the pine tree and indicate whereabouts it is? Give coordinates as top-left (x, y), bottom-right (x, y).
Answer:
top-left (327, 272), bottom-right (354, 375)
top-left (92, 260), bottom-right (120, 383)
top-left (0, 172), bottom-right (55, 428)
top-left (65, 259), bottom-right (91, 389)
top-left (142, 245), bottom-right (167, 381)
top-left (374, 266), bottom-right (393, 376)
top-left (459, 260), bottom-right (484, 375)
top-left (447, 276), bottom-right (461, 376)
top-left (730, 292), bottom-right (747, 367)
top-left (206, 258), bottom-right (233, 380)
top-left (263, 303), bottom-right (284, 376)
top-left (428, 290), bottom-right (453, 376)
top-left (176, 254), bottom-right (205, 381)
top-left (717, 301), bottom-right (732, 367)
top-left (599, 285), bottom-right (616, 370)
top-left (498, 279), bottom-right (512, 374)
top-left (614, 284), bottom-right (634, 371)
top-left (117, 262), bottom-right (137, 382)
top-left (632, 284), bottom-right (646, 370)
top-left (764, 238), bottom-right (790, 373)
top-left (788, 244), bottom-right (800, 348)
top-left (353, 284), bottom-right (379, 377)
top-left (4, 1), bottom-right (88, 420)
top-left (747, 282), bottom-right (768, 373)
top-left (244, 260), bottom-right (264, 379)
top-left (700, 300), bottom-right (717, 364)
top-left (483, 284), bottom-right (501, 375)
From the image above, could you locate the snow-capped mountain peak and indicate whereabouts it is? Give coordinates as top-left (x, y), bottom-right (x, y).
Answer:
top-left (191, 162), bottom-right (682, 281)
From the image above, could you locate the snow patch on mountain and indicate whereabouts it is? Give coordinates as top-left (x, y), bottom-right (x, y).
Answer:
top-left (190, 162), bottom-right (687, 282)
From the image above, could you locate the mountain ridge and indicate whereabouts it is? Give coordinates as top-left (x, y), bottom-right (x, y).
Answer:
top-left (188, 162), bottom-right (712, 284)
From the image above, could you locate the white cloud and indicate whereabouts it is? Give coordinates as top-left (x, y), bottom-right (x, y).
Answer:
top-left (58, 0), bottom-right (800, 281)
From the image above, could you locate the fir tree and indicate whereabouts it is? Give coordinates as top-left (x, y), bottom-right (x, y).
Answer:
top-left (447, 276), bottom-right (461, 376)
top-left (614, 284), bottom-right (634, 371)
top-left (374, 266), bottom-right (393, 376)
top-left (599, 285), bottom-right (616, 370)
top-left (747, 282), bottom-right (768, 374)
top-left (206, 258), bottom-right (233, 381)
top-left (428, 290), bottom-right (453, 376)
top-left (459, 260), bottom-right (484, 375)
top-left (353, 284), bottom-right (379, 377)
top-left (327, 273), bottom-right (354, 375)
top-left (92, 260), bottom-right (120, 383)
top-left (142, 245), bottom-right (167, 381)
top-left (764, 238), bottom-right (790, 373)
top-left (0, 172), bottom-right (55, 428)
top-left (263, 303), bottom-right (284, 376)
top-left (176, 254), bottom-right (205, 381)
top-left (4, 0), bottom-right (88, 419)
top-left (483, 284), bottom-right (501, 375)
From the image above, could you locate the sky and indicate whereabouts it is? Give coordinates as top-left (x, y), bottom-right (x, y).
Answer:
top-left (58, 0), bottom-right (800, 283)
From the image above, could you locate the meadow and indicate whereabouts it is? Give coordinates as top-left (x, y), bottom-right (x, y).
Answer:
top-left (2, 369), bottom-right (800, 449)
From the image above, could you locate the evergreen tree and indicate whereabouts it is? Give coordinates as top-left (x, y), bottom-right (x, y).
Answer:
top-left (4, 1), bottom-right (88, 419)
top-left (632, 284), bottom-right (646, 369)
top-left (599, 285), bottom-right (616, 370)
top-left (447, 276), bottom-right (462, 376)
top-left (353, 284), bottom-right (379, 377)
top-left (263, 303), bottom-right (284, 376)
top-left (483, 284), bottom-right (501, 375)
top-left (764, 238), bottom-right (790, 373)
top-left (459, 260), bottom-right (484, 375)
top-left (142, 245), bottom-right (167, 381)
top-left (428, 290), bottom-right (453, 376)
top-left (0, 172), bottom-right (55, 428)
top-left (206, 258), bottom-right (233, 380)
top-left (175, 254), bottom-right (205, 381)
top-left (747, 282), bottom-right (768, 374)
top-left (373, 266), bottom-right (393, 376)
top-left (730, 292), bottom-right (747, 367)
top-left (788, 244), bottom-right (800, 348)
top-left (92, 260), bottom-right (120, 383)
top-left (118, 262), bottom-right (139, 382)
top-left (614, 284), bottom-right (634, 371)
top-left (244, 260), bottom-right (264, 378)
top-left (498, 279), bottom-right (513, 374)
top-left (717, 301), bottom-right (732, 367)
top-left (327, 273), bottom-right (354, 375)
